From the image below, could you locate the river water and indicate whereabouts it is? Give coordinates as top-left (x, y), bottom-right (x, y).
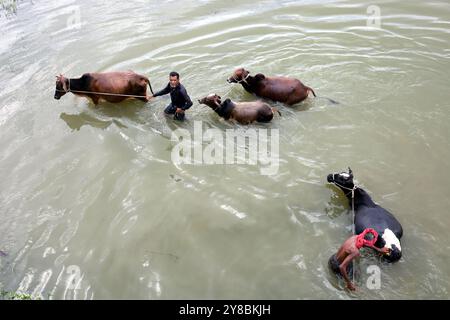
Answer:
top-left (1, 0), bottom-right (449, 299)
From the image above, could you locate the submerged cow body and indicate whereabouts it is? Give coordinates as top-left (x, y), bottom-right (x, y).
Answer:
top-left (54, 71), bottom-right (154, 105)
top-left (198, 94), bottom-right (279, 124)
top-left (327, 168), bottom-right (404, 263)
top-left (227, 68), bottom-right (316, 106)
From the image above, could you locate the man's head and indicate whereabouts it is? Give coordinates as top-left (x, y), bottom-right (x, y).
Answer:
top-left (169, 71), bottom-right (180, 88)
top-left (356, 228), bottom-right (378, 249)
top-left (364, 232), bottom-right (375, 242)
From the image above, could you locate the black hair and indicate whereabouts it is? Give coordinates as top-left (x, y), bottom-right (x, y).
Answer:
top-left (169, 71), bottom-right (180, 79)
top-left (364, 233), bottom-right (375, 241)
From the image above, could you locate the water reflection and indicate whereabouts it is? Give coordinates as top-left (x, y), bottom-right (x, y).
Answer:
top-left (60, 112), bottom-right (117, 131)
top-left (325, 184), bottom-right (349, 219)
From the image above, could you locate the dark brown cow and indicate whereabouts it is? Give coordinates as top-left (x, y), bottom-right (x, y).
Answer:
top-left (54, 71), bottom-right (154, 105)
top-left (227, 67), bottom-right (316, 106)
top-left (198, 94), bottom-right (280, 124)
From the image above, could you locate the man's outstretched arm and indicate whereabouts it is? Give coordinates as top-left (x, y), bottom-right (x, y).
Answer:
top-left (339, 251), bottom-right (359, 291)
top-left (152, 84), bottom-right (171, 97)
top-left (367, 244), bottom-right (390, 255)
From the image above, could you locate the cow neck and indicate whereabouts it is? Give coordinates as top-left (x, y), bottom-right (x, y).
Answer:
top-left (240, 75), bottom-right (257, 93)
top-left (216, 100), bottom-right (235, 119)
top-left (68, 77), bottom-right (86, 92)
top-left (350, 188), bottom-right (376, 210)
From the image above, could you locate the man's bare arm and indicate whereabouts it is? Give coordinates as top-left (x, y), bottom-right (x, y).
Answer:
top-left (367, 244), bottom-right (390, 254)
top-left (339, 251), bottom-right (359, 290)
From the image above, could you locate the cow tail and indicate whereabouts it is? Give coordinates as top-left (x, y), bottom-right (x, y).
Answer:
top-left (307, 86), bottom-right (340, 105)
top-left (306, 86), bottom-right (316, 98)
top-left (147, 78), bottom-right (154, 95)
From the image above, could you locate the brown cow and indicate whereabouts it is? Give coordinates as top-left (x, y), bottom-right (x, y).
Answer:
top-left (198, 94), bottom-right (280, 125)
top-left (54, 71), bottom-right (154, 105)
top-left (227, 67), bottom-right (317, 106)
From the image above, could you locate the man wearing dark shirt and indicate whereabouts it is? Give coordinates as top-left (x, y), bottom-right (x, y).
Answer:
top-left (149, 71), bottom-right (193, 121)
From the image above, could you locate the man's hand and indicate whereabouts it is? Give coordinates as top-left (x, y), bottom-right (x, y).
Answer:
top-left (176, 108), bottom-right (184, 114)
top-left (370, 245), bottom-right (391, 255)
top-left (146, 95), bottom-right (154, 100)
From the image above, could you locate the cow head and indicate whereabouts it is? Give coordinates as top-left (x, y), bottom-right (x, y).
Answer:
top-left (327, 167), bottom-right (355, 190)
top-left (198, 94), bottom-right (222, 110)
top-left (380, 228), bottom-right (402, 263)
top-left (54, 74), bottom-right (69, 100)
top-left (227, 68), bottom-right (250, 83)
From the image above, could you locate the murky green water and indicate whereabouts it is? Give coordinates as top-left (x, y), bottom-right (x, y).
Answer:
top-left (1, 0), bottom-right (450, 299)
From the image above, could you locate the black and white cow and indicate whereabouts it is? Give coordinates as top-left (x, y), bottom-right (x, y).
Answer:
top-left (327, 168), bottom-right (403, 262)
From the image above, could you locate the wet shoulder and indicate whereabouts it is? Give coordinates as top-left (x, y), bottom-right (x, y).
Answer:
top-left (343, 235), bottom-right (358, 251)
top-left (179, 83), bottom-right (188, 93)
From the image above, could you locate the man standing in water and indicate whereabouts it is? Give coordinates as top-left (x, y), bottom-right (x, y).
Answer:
top-left (329, 228), bottom-right (389, 291)
top-left (149, 71), bottom-right (193, 121)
